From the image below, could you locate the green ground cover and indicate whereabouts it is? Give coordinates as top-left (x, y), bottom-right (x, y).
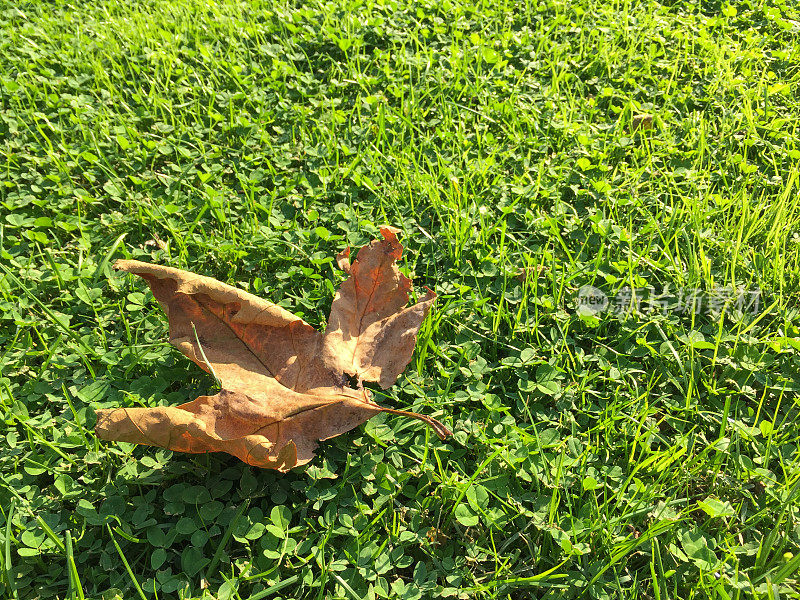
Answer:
top-left (2, 0), bottom-right (800, 597)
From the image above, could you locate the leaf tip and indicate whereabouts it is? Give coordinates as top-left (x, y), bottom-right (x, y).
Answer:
top-left (336, 247), bottom-right (351, 273)
top-left (112, 258), bottom-right (134, 272)
top-left (380, 225), bottom-right (402, 237)
top-left (379, 226), bottom-right (404, 260)
top-left (93, 408), bottom-right (111, 439)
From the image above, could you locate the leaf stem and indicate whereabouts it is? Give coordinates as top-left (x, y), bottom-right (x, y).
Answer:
top-left (379, 407), bottom-right (452, 440)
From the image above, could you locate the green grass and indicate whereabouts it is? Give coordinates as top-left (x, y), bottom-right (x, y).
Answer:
top-left (2, 0), bottom-right (800, 597)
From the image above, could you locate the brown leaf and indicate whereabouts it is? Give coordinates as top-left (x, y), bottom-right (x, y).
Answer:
top-left (95, 228), bottom-right (450, 472)
top-left (630, 113), bottom-right (654, 132)
top-left (336, 247), bottom-right (351, 273)
top-left (322, 228), bottom-right (437, 389)
top-left (515, 264), bottom-right (547, 283)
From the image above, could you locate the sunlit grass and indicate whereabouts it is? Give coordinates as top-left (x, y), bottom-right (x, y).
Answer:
top-left (1, 0), bottom-right (800, 598)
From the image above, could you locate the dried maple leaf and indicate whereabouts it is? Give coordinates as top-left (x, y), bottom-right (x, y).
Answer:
top-left (95, 227), bottom-right (450, 472)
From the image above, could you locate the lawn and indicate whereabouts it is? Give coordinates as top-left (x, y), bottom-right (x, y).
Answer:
top-left (2, 0), bottom-right (800, 598)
